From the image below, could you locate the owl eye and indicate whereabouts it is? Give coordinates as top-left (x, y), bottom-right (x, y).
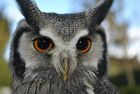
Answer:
top-left (33, 37), bottom-right (54, 52)
top-left (76, 37), bottom-right (92, 53)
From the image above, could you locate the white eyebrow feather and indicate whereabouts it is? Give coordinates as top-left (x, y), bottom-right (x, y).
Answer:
top-left (39, 28), bottom-right (89, 49)
top-left (69, 29), bottom-right (89, 47)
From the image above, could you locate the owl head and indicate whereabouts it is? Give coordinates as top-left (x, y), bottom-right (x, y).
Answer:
top-left (10, 0), bottom-right (113, 83)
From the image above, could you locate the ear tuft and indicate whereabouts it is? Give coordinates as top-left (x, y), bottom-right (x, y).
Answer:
top-left (85, 0), bottom-right (113, 26)
top-left (16, 0), bottom-right (45, 29)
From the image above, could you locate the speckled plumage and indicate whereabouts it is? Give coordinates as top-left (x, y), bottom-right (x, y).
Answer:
top-left (9, 0), bottom-right (119, 94)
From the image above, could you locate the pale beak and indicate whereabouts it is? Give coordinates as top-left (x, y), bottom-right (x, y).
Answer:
top-left (61, 52), bottom-right (77, 81)
top-left (53, 51), bottom-right (77, 81)
top-left (63, 56), bottom-right (68, 81)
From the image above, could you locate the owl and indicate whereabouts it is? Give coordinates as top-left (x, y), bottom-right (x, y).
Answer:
top-left (9, 0), bottom-right (119, 94)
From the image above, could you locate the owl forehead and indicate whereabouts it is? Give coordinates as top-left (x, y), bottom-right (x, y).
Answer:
top-left (39, 13), bottom-right (88, 41)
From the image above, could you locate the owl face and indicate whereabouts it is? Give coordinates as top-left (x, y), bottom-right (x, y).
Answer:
top-left (16, 14), bottom-right (106, 81)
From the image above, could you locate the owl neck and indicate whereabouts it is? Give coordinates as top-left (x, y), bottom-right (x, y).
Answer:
top-left (12, 67), bottom-right (118, 94)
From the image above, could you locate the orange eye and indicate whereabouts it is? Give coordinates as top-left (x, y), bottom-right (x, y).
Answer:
top-left (33, 37), bottom-right (54, 52)
top-left (76, 37), bottom-right (92, 53)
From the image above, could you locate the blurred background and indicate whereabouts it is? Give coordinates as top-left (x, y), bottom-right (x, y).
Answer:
top-left (0, 0), bottom-right (140, 94)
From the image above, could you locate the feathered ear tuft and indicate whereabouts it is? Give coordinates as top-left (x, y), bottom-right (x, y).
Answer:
top-left (16, 0), bottom-right (45, 29)
top-left (85, 0), bottom-right (113, 26)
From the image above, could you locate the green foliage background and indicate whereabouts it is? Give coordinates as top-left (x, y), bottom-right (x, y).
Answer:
top-left (0, 12), bottom-right (12, 88)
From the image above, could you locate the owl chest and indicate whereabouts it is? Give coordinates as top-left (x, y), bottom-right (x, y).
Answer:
top-left (13, 78), bottom-right (96, 94)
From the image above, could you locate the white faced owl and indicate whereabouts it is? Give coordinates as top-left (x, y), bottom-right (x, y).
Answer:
top-left (9, 0), bottom-right (119, 94)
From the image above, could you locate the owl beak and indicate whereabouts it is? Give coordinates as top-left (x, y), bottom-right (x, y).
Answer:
top-left (53, 51), bottom-right (77, 81)
top-left (63, 56), bottom-right (69, 81)
top-left (60, 52), bottom-right (77, 81)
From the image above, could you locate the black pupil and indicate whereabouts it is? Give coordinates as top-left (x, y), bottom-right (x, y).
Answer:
top-left (37, 38), bottom-right (51, 50)
top-left (76, 38), bottom-right (89, 50)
